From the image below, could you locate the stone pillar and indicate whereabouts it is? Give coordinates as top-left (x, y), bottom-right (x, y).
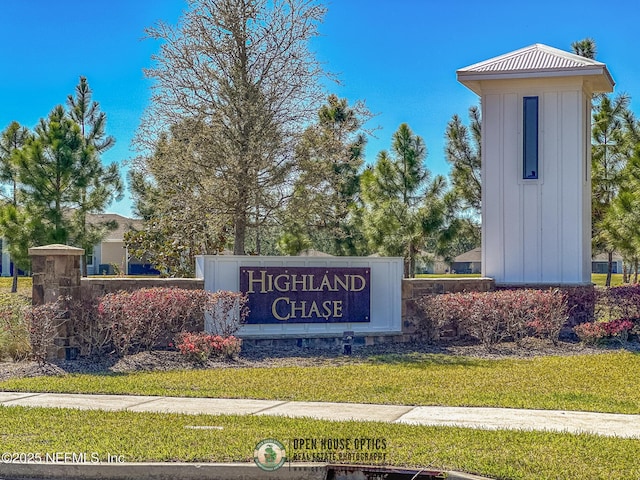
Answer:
top-left (29, 244), bottom-right (84, 306)
top-left (29, 244), bottom-right (84, 360)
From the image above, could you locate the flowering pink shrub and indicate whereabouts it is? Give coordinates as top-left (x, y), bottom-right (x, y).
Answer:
top-left (97, 288), bottom-right (248, 356)
top-left (575, 319), bottom-right (634, 345)
top-left (175, 331), bottom-right (242, 363)
top-left (573, 322), bottom-right (606, 344)
top-left (417, 289), bottom-right (568, 346)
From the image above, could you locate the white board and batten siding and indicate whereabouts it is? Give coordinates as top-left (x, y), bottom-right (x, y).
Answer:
top-left (458, 44), bottom-right (614, 286)
top-left (481, 80), bottom-right (592, 285)
top-left (195, 255), bottom-right (403, 338)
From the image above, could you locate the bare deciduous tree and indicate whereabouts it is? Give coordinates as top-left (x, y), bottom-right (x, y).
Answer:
top-left (136, 0), bottom-right (329, 255)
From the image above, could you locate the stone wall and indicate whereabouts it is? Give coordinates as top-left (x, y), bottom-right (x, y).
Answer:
top-left (30, 245), bottom-right (83, 306)
top-left (401, 277), bottom-right (495, 339)
top-left (29, 245), bottom-right (497, 357)
top-left (29, 245), bottom-right (84, 360)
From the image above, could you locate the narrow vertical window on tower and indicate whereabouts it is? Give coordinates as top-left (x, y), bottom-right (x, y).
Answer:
top-left (523, 96), bottom-right (539, 179)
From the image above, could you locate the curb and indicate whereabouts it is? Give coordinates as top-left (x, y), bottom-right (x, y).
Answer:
top-left (0, 462), bottom-right (495, 480)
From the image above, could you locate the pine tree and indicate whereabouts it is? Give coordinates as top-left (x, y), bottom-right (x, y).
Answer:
top-left (0, 122), bottom-right (34, 292)
top-left (361, 124), bottom-right (457, 277)
top-left (66, 77), bottom-right (122, 276)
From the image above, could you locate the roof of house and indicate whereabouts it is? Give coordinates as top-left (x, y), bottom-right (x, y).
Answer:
top-left (592, 252), bottom-right (624, 262)
top-left (457, 43), bottom-right (614, 94)
top-left (297, 249), bottom-right (333, 257)
top-left (86, 213), bottom-right (143, 241)
top-left (453, 247), bottom-right (482, 263)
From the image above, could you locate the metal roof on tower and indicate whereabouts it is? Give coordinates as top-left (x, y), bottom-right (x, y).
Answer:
top-left (457, 43), bottom-right (614, 94)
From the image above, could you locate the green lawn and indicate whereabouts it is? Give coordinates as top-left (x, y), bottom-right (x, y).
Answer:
top-left (0, 276), bottom-right (32, 296)
top-left (0, 406), bottom-right (637, 479)
top-left (3, 273), bottom-right (640, 478)
top-left (2, 351), bottom-right (639, 414)
top-left (0, 273), bottom-right (629, 292)
top-left (591, 273), bottom-right (625, 287)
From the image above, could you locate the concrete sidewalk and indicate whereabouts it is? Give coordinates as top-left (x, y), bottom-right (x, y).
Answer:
top-left (1, 391), bottom-right (638, 438)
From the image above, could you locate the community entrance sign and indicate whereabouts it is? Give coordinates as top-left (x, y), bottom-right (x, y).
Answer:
top-left (240, 266), bottom-right (370, 324)
top-left (195, 255), bottom-right (401, 338)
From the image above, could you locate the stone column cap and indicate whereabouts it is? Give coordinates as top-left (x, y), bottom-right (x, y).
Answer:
top-left (29, 244), bottom-right (85, 256)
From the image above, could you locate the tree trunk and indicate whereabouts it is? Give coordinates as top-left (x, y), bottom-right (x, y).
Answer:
top-left (233, 213), bottom-right (246, 255)
top-left (11, 268), bottom-right (18, 294)
top-left (605, 250), bottom-right (613, 287)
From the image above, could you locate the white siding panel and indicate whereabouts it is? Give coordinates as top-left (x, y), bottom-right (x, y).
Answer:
top-left (581, 95), bottom-right (593, 283)
top-left (502, 93), bottom-right (522, 282)
top-left (559, 91), bottom-right (581, 282)
top-left (540, 91), bottom-right (561, 282)
top-left (523, 183), bottom-right (540, 282)
top-left (482, 94), bottom-right (504, 280)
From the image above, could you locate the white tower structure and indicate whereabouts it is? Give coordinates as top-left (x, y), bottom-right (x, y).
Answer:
top-left (457, 44), bottom-right (614, 285)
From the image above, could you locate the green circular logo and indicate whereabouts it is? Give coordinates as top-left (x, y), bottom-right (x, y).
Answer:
top-left (253, 438), bottom-right (286, 471)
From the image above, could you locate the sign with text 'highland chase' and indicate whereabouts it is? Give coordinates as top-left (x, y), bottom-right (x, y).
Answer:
top-left (240, 267), bottom-right (370, 324)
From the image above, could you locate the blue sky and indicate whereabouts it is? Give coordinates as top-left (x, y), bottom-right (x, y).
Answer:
top-left (1, 0), bottom-right (639, 217)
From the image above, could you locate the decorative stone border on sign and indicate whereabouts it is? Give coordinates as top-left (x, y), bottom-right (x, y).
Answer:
top-left (30, 245), bottom-right (496, 357)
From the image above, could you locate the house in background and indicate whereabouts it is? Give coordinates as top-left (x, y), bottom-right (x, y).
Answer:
top-left (451, 247), bottom-right (482, 274)
top-left (591, 252), bottom-right (624, 274)
top-left (0, 213), bottom-right (156, 277)
top-left (420, 253), bottom-right (449, 274)
top-left (451, 247), bottom-right (626, 276)
top-left (85, 213), bottom-right (158, 275)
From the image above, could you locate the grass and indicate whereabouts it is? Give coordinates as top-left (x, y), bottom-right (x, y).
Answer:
top-left (1, 273), bottom-right (638, 478)
top-left (0, 273), bottom-right (627, 292)
top-left (0, 405), bottom-right (638, 479)
top-left (0, 276), bottom-right (32, 297)
top-left (591, 273), bottom-right (624, 287)
top-left (2, 351), bottom-right (640, 414)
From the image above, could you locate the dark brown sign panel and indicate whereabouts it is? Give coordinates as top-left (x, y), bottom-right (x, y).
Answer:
top-left (239, 267), bottom-right (371, 324)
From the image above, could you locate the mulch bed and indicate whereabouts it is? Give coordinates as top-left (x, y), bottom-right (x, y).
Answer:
top-left (0, 338), bottom-right (636, 382)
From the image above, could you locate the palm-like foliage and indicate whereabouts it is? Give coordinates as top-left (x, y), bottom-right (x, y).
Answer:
top-left (571, 38), bottom-right (597, 59)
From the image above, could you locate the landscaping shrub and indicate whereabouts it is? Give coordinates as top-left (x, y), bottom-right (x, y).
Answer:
top-left (23, 300), bottom-right (67, 364)
top-left (597, 284), bottom-right (640, 322)
top-left (0, 296), bottom-right (31, 361)
top-left (574, 319), bottom-right (634, 345)
top-left (174, 331), bottom-right (242, 363)
top-left (563, 285), bottom-right (598, 326)
top-left (67, 298), bottom-right (110, 357)
top-left (206, 290), bottom-right (249, 337)
top-left (96, 288), bottom-right (248, 356)
top-left (417, 289), bottom-right (568, 346)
